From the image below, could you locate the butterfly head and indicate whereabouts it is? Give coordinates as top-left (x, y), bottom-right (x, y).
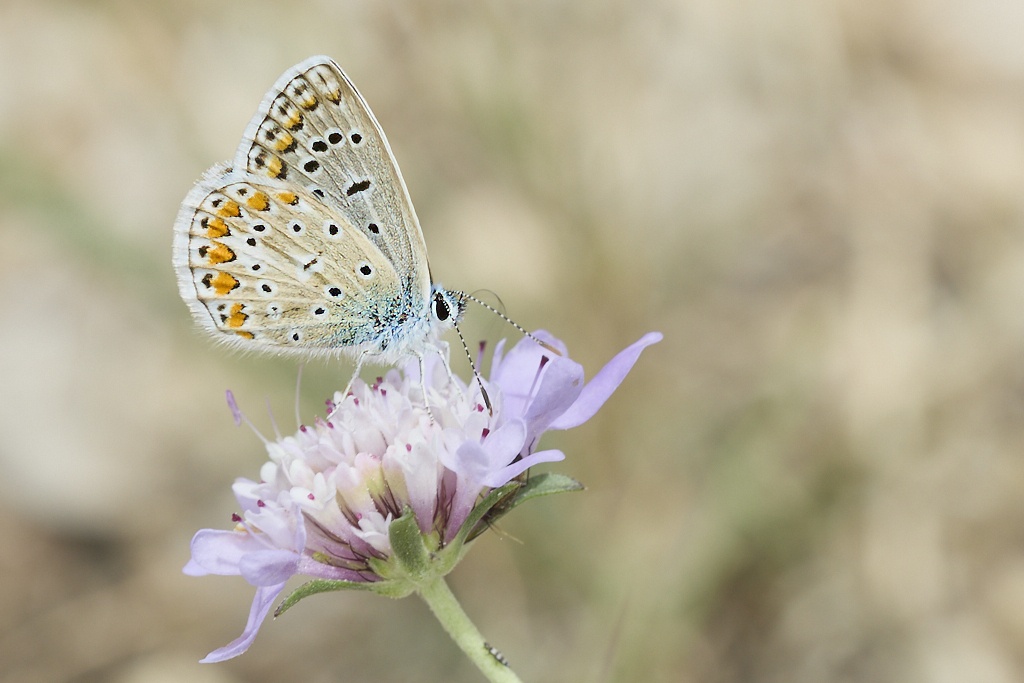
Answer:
top-left (430, 286), bottom-right (467, 330)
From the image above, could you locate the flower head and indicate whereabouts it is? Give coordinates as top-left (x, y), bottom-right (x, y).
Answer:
top-left (185, 331), bottom-right (661, 662)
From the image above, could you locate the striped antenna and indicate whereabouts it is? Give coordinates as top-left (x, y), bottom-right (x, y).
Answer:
top-left (456, 291), bottom-right (562, 356)
top-left (452, 320), bottom-right (492, 414)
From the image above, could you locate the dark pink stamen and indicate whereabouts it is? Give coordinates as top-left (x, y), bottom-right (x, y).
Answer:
top-left (256, 500), bottom-right (265, 508)
top-left (231, 513), bottom-right (242, 522)
top-left (405, 443), bottom-right (412, 452)
top-left (482, 428), bottom-right (490, 439)
top-left (307, 493), bottom-right (315, 500)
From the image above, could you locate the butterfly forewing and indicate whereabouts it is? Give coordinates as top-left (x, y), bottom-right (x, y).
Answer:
top-left (173, 57), bottom-right (460, 362)
top-left (234, 56), bottom-right (429, 299)
top-left (175, 170), bottom-right (404, 353)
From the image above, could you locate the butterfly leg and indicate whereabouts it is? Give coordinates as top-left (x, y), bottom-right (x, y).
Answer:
top-left (328, 351), bottom-right (369, 421)
top-left (414, 351), bottom-right (439, 423)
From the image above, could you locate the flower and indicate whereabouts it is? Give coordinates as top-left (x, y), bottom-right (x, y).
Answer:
top-left (184, 331), bottom-right (662, 662)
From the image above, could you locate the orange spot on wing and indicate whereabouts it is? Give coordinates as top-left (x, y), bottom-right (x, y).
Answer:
top-left (225, 303), bottom-right (248, 328)
top-left (206, 242), bottom-right (236, 264)
top-left (205, 216), bottom-right (229, 238)
top-left (235, 330), bottom-right (255, 339)
top-left (300, 95), bottom-right (317, 110)
top-left (267, 156), bottom-right (284, 178)
top-left (218, 200), bottom-right (241, 218)
top-left (277, 191), bottom-right (298, 205)
top-left (207, 272), bottom-right (239, 295)
top-left (285, 110), bottom-right (303, 129)
top-left (325, 89), bottom-right (341, 103)
top-left (246, 191), bottom-right (270, 211)
top-left (274, 132), bottom-right (294, 152)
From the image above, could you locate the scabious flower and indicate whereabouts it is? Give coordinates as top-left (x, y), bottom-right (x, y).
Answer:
top-left (185, 331), bottom-right (661, 663)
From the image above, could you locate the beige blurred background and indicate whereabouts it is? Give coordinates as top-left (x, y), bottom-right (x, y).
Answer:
top-left (2, 1), bottom-right (1023, 681)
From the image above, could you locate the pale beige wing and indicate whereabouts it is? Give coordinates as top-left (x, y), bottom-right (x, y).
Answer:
top-left (173, 167), bottom-right (404, 356)
top-left (232, 56), bottom-right (431, 303)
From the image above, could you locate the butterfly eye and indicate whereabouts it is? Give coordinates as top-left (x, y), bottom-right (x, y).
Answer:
top-left (433, 295), bottom-right (450, 322)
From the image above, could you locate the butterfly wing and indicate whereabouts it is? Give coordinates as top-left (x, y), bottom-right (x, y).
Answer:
top-left (232, 56), bottom-right (431, 303)
top-left (173, 167), bottom-right (406, 356)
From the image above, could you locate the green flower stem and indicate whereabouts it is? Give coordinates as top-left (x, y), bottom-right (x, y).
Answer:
top-left (417, 576), bottom-right (523, 683)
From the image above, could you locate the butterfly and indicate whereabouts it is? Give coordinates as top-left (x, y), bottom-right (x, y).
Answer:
top-left (173, 56), bottom-right (470, 382)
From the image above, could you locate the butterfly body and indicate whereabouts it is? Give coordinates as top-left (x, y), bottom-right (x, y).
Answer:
top-left (173, 56), bottom-right (464, 364)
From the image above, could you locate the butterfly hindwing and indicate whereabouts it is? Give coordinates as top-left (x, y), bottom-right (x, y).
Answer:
top-left (173, 168), bottom-right (404, 354)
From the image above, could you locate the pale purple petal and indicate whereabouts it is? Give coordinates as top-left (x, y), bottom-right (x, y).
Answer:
top-left (550, 332), bottom-right (662, 430)
top-left (490, 331), bottom-right (567, 414)
top-left (482, 420), bottom-right (528, 462)
top-left (231, 478), bottom-right (263, 513)
top-left (199, 583), bottom-right (286, 663)
top-left (451, 442), bottom-right (489, 482)
top-left (185, 529), bottom-right (261, 576)
top-left (481, 449), bottom-right (565, 488)
top-left (239, 549), bottom-right (301, 586)
top-left (490, 338), bottom-right (507, 375)
top-left (446, 420), bottom-right (526, 484)
top-left (387, 441), bottom-right (440, 534)
top-left (522, 357), bottom-right (585, 434)
top-left (444, 441), bottom-right (491, 532)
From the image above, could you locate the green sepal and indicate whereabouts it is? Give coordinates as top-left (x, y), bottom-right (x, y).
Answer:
top-left (510, 471), bottom-right (585, 502)
top-left (388, 507), bottom-right (431, 578)
top-left (275, 577), bottom-right (401, 618)
top-left (466, 472), bottom-right (585, 541)
top-left (448, 481), bottom-right (521, 549)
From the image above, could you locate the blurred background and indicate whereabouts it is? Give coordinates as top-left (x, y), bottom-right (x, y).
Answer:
top-left (2, 1), bottom-right (1024, 681)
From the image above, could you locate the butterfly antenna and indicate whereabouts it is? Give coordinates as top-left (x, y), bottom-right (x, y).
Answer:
top-left (460, 292), bottom-right (562, 356)
top-left (453, 320), bottom-right (492, 414)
